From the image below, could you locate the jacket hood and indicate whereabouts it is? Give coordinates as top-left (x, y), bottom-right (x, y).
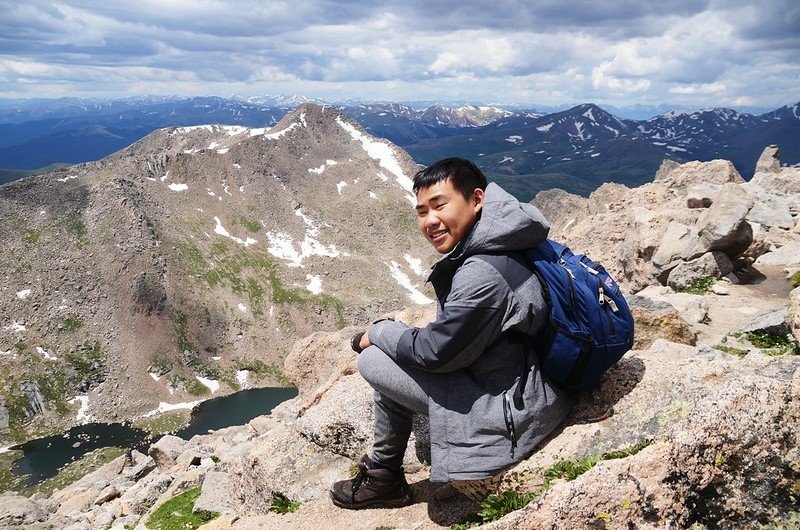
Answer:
top-left (429, 182), bottom-right (550, 277)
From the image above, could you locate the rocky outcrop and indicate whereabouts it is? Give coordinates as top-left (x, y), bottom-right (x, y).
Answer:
top-left (535, 154), bottom-right (799, 294)
top-left (755, 144), bottom-right (781, 173)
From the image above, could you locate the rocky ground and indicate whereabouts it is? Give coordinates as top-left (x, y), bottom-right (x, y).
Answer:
top-left (1, 149), bottom-right (799, 529)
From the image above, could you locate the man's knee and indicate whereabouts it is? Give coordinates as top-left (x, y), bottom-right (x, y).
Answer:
top-left (357, 345), bottom-right (387, 388)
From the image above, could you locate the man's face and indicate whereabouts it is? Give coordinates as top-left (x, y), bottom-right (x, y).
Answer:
top-left (415, 178), bottom-right (484, 254)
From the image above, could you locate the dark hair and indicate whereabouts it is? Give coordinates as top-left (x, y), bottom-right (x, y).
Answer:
top-left (412, 157), bottom-right (487, 199)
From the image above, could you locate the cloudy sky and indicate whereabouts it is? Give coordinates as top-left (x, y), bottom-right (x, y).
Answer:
top-left (1, 0), bottom-right (798, 109)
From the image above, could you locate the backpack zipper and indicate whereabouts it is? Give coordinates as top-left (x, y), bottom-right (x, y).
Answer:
top-left (597, 279), bottom-right (616, 336)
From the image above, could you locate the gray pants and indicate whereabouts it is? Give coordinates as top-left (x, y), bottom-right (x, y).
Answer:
top-left (357, 345), bottom-right (429, 470)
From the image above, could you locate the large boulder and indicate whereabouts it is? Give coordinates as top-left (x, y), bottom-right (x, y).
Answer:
top-left (0, 492), bottom-right (49, 528)
top-left (486, 340), bottom-right (800, 529)
top-left (691, 183), bottom-right (754, 257)
top-left (746, 191), bottom-right (795, 230)
top-left (627, 295), bottom-right (697, 349)
top-left (666, 251), bottom-right (733, 291)
top-left (654, 159), bottom-right (744, 191)
top-left (755, 144), bottom-right (781, 174)
top-left (651, 220), bottom-right (700, 269)
top-left (755, 242), bottom-right (800, 267)
top-left (686, 183), bottom-right (722, 209)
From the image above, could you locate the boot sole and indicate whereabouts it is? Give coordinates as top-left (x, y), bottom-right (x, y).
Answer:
top-left (329, 491), bottom-right (413, 510)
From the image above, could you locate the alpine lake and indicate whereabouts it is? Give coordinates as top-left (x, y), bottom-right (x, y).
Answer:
top-left (2, 387), bottom-right (298, 489)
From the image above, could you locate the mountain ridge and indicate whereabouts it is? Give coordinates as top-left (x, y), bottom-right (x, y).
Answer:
top-left (0, 103), bottom-right (435, 443)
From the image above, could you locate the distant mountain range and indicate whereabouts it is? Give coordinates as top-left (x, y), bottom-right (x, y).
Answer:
top-left (0, 96), bottom-right (797, 199)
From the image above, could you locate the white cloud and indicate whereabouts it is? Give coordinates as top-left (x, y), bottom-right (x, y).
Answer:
top-left (0, 0), bottom-right (796, 107)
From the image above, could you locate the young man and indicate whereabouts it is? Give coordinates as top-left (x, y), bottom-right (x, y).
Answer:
top-left (330, 158), bottom-right (571, 509)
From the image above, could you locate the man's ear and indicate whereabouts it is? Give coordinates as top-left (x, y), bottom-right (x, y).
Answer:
top-left (472, 187), bottom-right (485, 213)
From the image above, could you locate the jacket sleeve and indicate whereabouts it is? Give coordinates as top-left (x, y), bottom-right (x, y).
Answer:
top-left (369, 258), bottom-right (512, 372)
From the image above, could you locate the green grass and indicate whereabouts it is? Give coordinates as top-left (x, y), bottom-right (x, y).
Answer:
top-left (451, 439), bottom-right (654, 528)
top-left (234, 359), bottom-right (292, 387)
top-left (132, 410), bottom-right (190, 436)
top-left (678, 276), bottom-right (716, 295)
top-left (146, 487), bottom-right (219, 530)
top-left (746, 331), bottom-right (800, 356)
top-left (22, 229), bottom-right (40, 245)
top-left (179, 242), bottom-right (346, 325)
top-left (712, 344), bottom-right (749, 357)
top-left (64, 212), bottom-right (88, 247)
top-left (237, 215), bottom-right (262, 233)
top-left (65, 341), bottom-right (107, 388)
top-left (174, 310), bottom-right (194, 354)
top-left (60, 315), bottom-right (83, 333)
top-left (269, 493), bottom-right (300, 514)
top-left (791, 271), bottom-right (800, 289)
top-left (477, 491), bottom-right (537, 523)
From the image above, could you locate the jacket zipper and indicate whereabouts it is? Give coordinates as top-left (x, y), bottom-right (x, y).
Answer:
top-left (502, 391), bottom-right (517, 458)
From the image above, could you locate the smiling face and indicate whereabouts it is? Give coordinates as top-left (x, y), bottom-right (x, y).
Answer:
top-left (415, 178), bottom-right (484, 254)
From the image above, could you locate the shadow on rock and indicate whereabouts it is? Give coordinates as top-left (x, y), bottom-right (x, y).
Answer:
top-left (566, 356), bottom-right (646, 426)
top-left (412, 479), bottom-right (481, 527)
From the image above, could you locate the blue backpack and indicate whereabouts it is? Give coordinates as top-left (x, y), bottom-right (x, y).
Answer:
top-left (523, 239), bottom-right (634, 394)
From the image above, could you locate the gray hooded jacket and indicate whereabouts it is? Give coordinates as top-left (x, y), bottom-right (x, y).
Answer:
top-left (370, 182), bottom-right (572, 482)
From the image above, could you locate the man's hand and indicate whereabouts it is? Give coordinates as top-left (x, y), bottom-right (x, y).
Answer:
top-left (350, 329), bottom-right (371, 353)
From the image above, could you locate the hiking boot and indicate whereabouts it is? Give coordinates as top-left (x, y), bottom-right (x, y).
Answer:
top-left (329, 455), bottom-right (413, 509)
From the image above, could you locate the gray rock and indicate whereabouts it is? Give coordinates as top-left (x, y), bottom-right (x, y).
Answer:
top-left (738, 308), bottom-right (789, 335)
top-left (652, 221), bottom-right (700, 268)
top-left (484, 341), bottom-right (800, 529)
top-left (122, 456), bottom-right (156, 482)
top-left (692, 183), bottom-right (754, 257)
top-left (755, 145), bottom-right (781, 174)
top-left (754, 242), bottom-right (800, 267)
top-left (229, 424), bottom-right (353, 512)
top-left (118, 473), bottom-right (173, 515)
top-left (293, 374), bottom-right (374, 460)
top-left (0, 492), bottom-right (48, 527)
top-left (686, 183), bottom-right (721, 208)
top-left (93, 485), bottom-right (121, 505)
top-left (0, 396), bottom-right (8, 430)
top-left (747, 193), bottom-right (794, 230)
top-left (148, 434), bottom-right (187, 470)
top-left (666, 251), bottom-right (734, 291)
top-left (19, 381), bottom-right (45, 416)
top-left (627, 295), bottom-right (697, 349)
top-left (788, 286), bottom-right (800, 343)
top-left (194, 471), bottom-right (231, 514)
top-left (653, 158), bottom-right (681, 182)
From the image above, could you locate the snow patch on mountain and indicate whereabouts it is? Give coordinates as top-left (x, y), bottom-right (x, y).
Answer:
top-left (387, 261), bottom-right (432, 305)
top-left (168, 183), bottom-right (188, 191)
top-left (196, 376), bottom-right (219, 393)
top-left (213, 217), bottom-right (257, 247)
top-left (36, 346), bottom-right (57, 360)
top-left (68, 395), bottom-right (93, 424)
top-left (537, 123), bottom-right (554, 132)
top-left (336, 117), bottom-right (414, 204)
top-left (306, 274), bottom-right (323, 294)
